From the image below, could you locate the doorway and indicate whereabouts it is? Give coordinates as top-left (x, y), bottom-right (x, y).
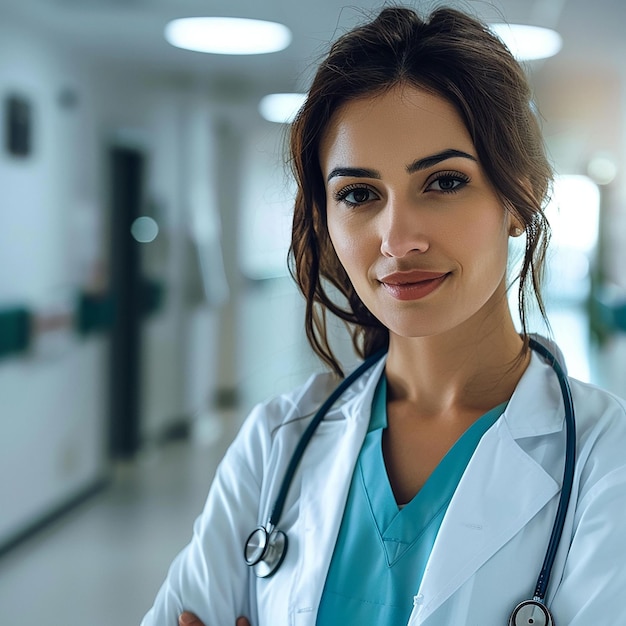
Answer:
top-left (108, 145), bottom-right (145, 458)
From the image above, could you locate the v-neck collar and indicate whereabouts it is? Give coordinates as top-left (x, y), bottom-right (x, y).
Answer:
top-left (360, 377), bottom-right (507, 566)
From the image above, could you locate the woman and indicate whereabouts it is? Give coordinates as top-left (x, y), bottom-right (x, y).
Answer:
top-left (143, 6), bottom-right (626, 625)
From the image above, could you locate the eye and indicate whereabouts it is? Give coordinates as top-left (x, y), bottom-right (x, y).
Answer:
top-left (425, 171), bottom-right (470, 194)
top-left (333, 184), bottom-right (380, 207)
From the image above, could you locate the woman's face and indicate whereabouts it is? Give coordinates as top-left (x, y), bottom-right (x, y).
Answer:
top-left (319, 85), bottom-right (516, 341)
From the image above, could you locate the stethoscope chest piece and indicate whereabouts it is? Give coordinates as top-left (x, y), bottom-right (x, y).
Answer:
top-left (509, 600), bottom-right (554, 626)
top-left (244, 526), bottom-right (288, 578)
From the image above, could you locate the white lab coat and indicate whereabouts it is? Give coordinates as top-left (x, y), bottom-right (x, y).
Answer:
top-left (142, 340), bottom-right (626, 625)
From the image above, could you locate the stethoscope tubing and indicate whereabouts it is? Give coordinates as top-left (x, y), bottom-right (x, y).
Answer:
top-left (267, 349), bottom-right (386, 528)
top-left (528, 338), bottom-right (576, 602)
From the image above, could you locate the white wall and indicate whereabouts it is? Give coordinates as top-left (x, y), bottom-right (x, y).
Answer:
top-left (0, 14), bottom-right (108, 544)
top-left (0, 13), bottom-right (224, 546)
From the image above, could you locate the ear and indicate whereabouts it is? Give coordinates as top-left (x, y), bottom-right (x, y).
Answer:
top-left (506, 176), bottom-right (534, 237)
top-left (505, 206), bottom-right (525, 237)
top-left (509, 219), bottom-right (524, 237)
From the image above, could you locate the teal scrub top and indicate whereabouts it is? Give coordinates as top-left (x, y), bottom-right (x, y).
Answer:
top-left (316, 376), bottom-right (507, 625)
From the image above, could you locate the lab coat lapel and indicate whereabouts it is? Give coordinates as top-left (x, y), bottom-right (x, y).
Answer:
top-left (291, 357), bottom-right (386, 625)
top-left (410, 353), bottom-right (563, 623)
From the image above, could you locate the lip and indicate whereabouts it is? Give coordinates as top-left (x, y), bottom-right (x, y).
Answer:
top-left (378, 270), bottom-right (449, 301)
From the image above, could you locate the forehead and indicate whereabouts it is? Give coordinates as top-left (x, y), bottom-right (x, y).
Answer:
top-left (319, 85), bottom-right (475, 172)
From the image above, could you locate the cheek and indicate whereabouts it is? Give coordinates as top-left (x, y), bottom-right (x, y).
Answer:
top-left (471, 218), bottom-right (510, 272)
top-left (329, 233), bottom-right (359, 278)
top-left (445, 207), bottom-right (509, 268)
top-left (327, 216), bottom-right (358, 264)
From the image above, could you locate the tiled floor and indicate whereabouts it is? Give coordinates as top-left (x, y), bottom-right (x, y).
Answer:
top-left (0, 422), bottom-right (237, 626)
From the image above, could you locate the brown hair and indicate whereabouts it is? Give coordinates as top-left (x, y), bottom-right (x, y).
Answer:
top-left (288, 5), bottom-right (552, 376)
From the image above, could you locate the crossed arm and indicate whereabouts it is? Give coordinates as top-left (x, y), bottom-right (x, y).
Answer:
top-left (179, 613), bottom-right (250, 626)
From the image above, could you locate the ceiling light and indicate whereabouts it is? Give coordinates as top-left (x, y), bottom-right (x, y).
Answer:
top-left (259, 93), bottom-right (307, 123)
top-left (164, 17), bottom-right (292, 55)
top-left (489, 23), bottom-right (562, 61)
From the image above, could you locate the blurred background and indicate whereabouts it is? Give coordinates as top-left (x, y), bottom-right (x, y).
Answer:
top-left (0, 0), bottom-right (625, 623)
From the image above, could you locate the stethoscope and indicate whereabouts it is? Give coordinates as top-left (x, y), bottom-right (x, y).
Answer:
top-left (243, 338), bottom-right (576, 626)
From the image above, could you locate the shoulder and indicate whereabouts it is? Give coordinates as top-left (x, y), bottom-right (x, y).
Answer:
top-left (551, 384), bottom-right (626, 620)
top-left (246, 369), bottom-right (340, 434)
top-left (237, 354), bottom-right (387, 446)
top-left (568, 376), bottom-right (626, 448)
top-left (516, 338), bottom-right (626, 449)
top-left (214, 370), bottom-right (342, 491)
top-left (509, 343), bottom-right (626, 497)
top-left (555, 376), bottom-right (626, 519)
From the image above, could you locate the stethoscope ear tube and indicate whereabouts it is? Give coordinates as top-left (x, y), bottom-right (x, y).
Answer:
top-left (266, 349), bottom-right (387, 529)
top-left (527, 338), bottom-right (576, 603)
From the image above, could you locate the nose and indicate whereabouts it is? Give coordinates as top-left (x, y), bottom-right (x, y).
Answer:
top-left (379, 196), bottom-right (429, 258)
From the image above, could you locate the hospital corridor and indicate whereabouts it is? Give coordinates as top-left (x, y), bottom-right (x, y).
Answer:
top-left (2, 0), bottom-right (626, 625)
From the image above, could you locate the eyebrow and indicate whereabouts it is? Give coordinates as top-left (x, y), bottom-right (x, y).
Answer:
top-left (406, 149), bottom-right (477, 173)
top-left (326, 148), bottom-right (477, 182)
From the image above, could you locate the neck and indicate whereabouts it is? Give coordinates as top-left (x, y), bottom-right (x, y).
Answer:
top-left (385, 305), bottom-right (528, 419)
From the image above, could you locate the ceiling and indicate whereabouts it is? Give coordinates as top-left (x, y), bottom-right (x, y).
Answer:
top-left (3, 0), bottom-right (624, 175)
top-left (3, 0), bottom-right (625, 98)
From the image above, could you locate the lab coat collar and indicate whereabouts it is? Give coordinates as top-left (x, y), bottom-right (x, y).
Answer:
top-left (410, 340), bottom-right (567, 623)
top-left (334, 353), bottom-right (388, 423)
top-left (503, 339), bottom-right (566, 439)
top-left (529, 333), bottom-right (568, 375)
top-left (335, 338), bottom-right (566, 439)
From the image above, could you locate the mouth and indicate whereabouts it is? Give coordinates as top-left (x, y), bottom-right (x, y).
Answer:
top-left (378, 271), bottom-right (449, 301)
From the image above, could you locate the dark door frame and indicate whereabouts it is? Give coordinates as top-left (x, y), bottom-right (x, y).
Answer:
top-left (108, 145), bottom-right (144, 458)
